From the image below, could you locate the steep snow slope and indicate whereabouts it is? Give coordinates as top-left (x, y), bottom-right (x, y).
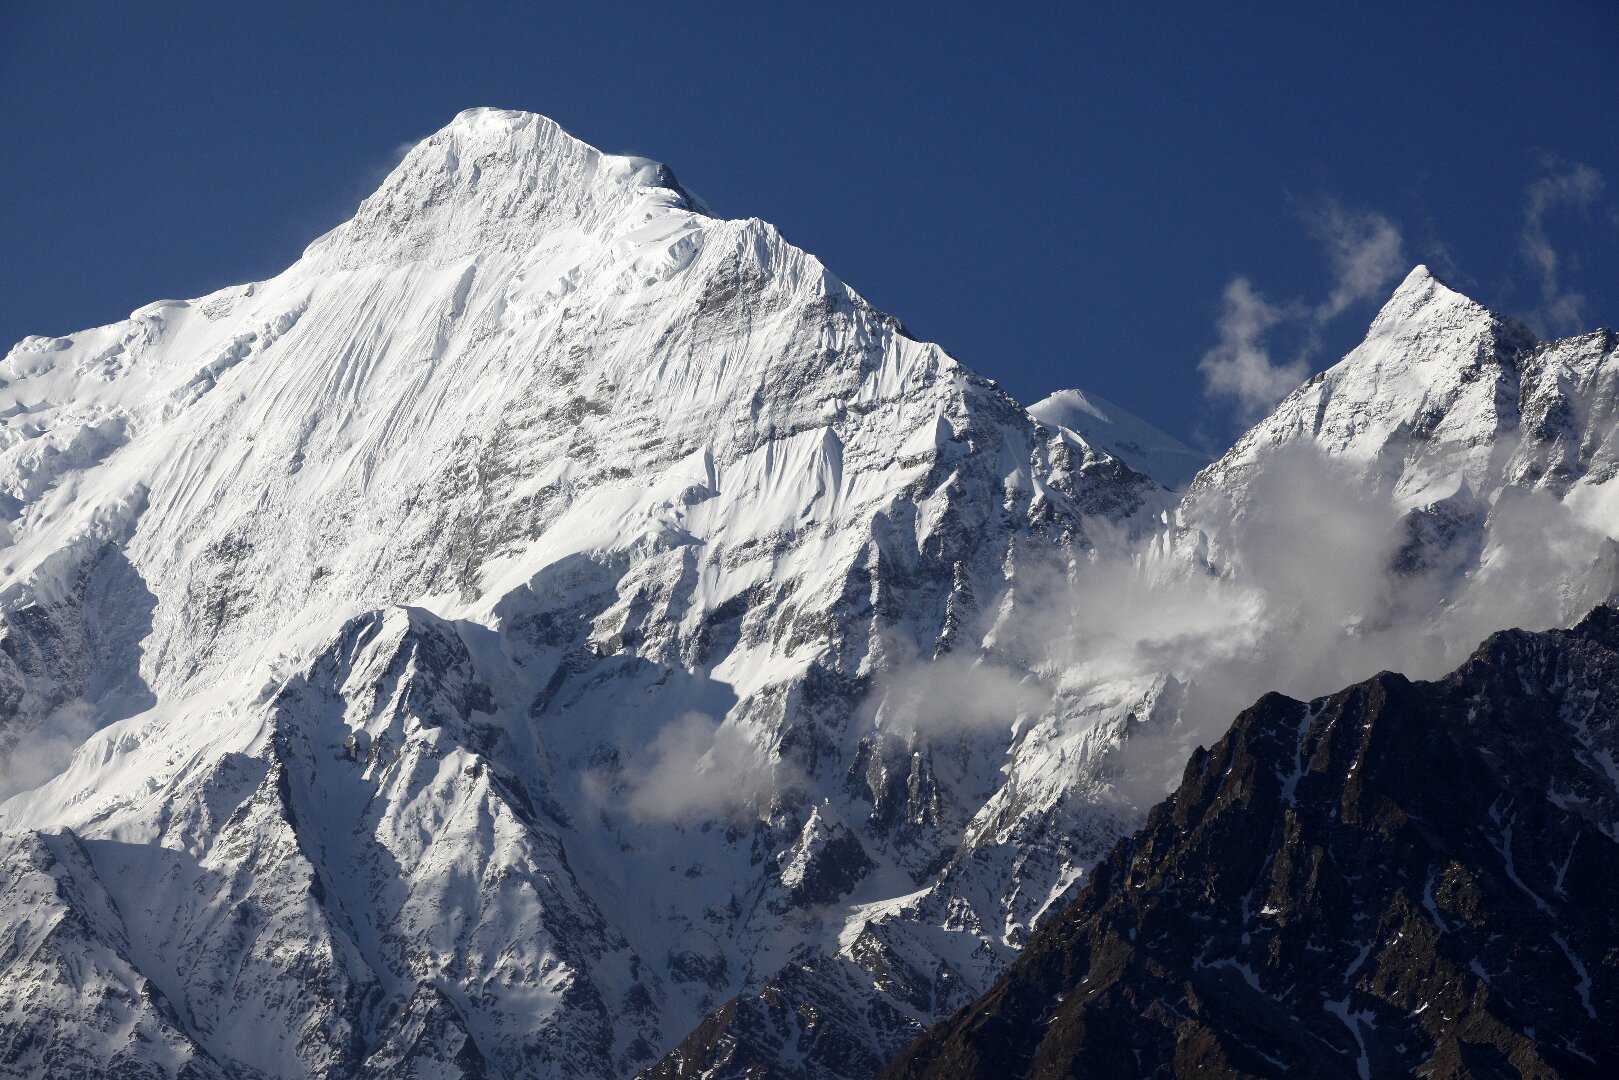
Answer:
top-left (0, 109), bottom-right (1171, 1079)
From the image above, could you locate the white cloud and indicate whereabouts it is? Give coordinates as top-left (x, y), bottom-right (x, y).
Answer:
top-left (1520, 158), bottom-right (1605, 335)
top-left (0, 699), bottom-right (99, 802)
top-left (611, 711), bottom-right (793, 823)
top-left (1197, 277), bottom-right (1308, 420)
top-left (1201, 200), bottom-right (1405, 418)
top-left (992, 440), bottom-right (1618, 807)
top-left (1311, 202), bottom-right (1407, 321)
top-left (865, 651), bottom-right (1052, 738)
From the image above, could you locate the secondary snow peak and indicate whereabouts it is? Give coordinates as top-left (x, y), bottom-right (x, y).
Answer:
top-left (1028, 389), bottom-right (1209, 491)
top-left (1367, 262), bottom-right (1535, 348)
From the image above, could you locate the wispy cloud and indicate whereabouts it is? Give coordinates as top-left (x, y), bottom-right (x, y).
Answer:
top-left (599, 711), bottom-right (800, 823)
top-left (1200, 200), bottom-right (1406, 418)
top-left (1197, 278), bottom-right (1306, 420)
top-left (864, 650), bottom-right (1052, 738)
top-left (1519, 157), bottom-right (1606, 336)
top-left (881, 440), bottom-right (1619, 810)
top-left (0, 700), bottom-right (99, 803)
top-left (1310, 202), bottom-right (1407, 321)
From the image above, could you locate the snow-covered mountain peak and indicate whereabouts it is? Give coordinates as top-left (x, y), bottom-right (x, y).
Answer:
top-left (2, 108), bottom-right (1617, 1080)
top-left (1198, 264), bottom-right (1542, 506)
top-left (1377, 261), bottom-right (1445, 308)
top-left (1029, 388), bottom-right (1208, 491)
top-left (0, 106), bottom-right (1184, 1080)
top-left (306, 107), bottom-right (703, 271)
top-left (1366, 262), bottom-right (1518, 342)
top-left (1173, 263), bottom-right (1616, 704)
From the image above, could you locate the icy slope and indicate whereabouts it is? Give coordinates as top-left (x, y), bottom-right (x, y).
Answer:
top-left (0, 109), bottom-right (1170, 1079)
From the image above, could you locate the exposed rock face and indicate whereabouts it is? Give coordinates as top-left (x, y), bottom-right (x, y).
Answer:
top-left (0, 830), bottom-right (232, 1079)
top-left (884, 607), bottom-right (1619, 1079)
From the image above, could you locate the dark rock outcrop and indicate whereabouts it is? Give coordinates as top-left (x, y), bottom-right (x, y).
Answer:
top-left (884, 608), bottom-right (1619, 1079)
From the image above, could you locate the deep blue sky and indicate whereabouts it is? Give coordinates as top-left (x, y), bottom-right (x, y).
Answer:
top-left (3, 3), bottom-right (1616, 449)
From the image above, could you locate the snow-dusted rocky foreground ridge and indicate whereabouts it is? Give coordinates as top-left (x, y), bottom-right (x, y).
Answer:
top-left (0, 109), bottom-right (1615, 1079)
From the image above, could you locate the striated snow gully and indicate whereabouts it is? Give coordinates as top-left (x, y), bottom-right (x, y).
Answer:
top-left (0, 109), bottom-right (1614, 1080)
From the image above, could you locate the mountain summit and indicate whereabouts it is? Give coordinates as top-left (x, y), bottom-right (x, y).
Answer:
top-left (307, 108), bottom-right (704, 272)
